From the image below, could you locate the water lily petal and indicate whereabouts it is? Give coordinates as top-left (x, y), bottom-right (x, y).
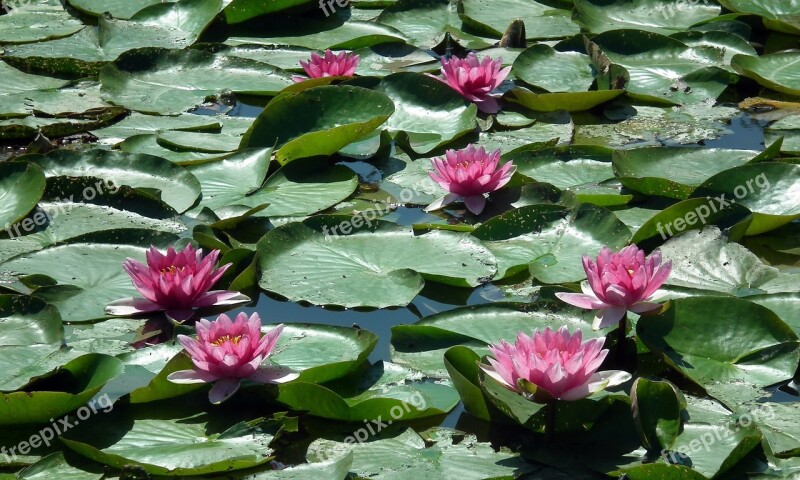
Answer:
top-left (249, 365), bottom-right (300, 384)
top-left (424, 193), bottom-right (460, 212)
top-left (208, 378), bottom-right (241, 404)
top-left (592, 306), bottom-right (627, 330)
top-left (167, 369), bottom-right (218, 384)
top-left (104, 297), bottom-right (163, 316)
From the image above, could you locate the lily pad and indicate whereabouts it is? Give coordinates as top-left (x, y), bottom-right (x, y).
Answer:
top-left (100, 48), bottom-right (294, 115)
top-left (458, 0), bottom-right (578, 40)
top-left (717, 0), bottom-right (800, 34)
top-left (513, 45), bottom-right (596, 93)
top-left (590, 30), bottom-right (736, 104)
top-left (574, 0), bottom-right (721, 34)
top-left (471, 203), bottom-right (632, 281)
top-left (61, 413), bottom-right (276, 475)
top-left (637, 297), bottom-right (800, 389)
top-left (257, 218), bottom-right (496, 308)
top-left (692, 163), bottom-right (800, 235)
top-left (307, 428), bottom-right (537, 480)
top-left (0, 162), bottom-right (46, 230)
top-left (27, 150), bottom-right (202, 213)
top-left (0, 242), bottom-right (170, 323)
top-left (240, 85), bottom-right (394, 164)
top-left (273, 361), bottom-right (458, 421)
top-left (732, 52), bottom-right (800, 96)
top-left (375, 73), bottom-right (477, 154)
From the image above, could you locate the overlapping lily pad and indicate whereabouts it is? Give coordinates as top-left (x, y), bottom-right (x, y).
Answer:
top-left (257, 218), bottom-right (496, 308)
top-left (101, 48), bottom-right (295, 114)
top-left (240, 85), bottom-right (394, 164)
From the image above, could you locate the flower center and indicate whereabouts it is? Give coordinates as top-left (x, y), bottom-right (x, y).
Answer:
top-left (160, 265), bottom-right (184, 276)
top-left (210, 335), bottom-right (244, 347)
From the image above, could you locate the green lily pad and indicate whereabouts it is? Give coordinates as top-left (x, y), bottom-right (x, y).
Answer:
top-left (0, 162), bottom-right (46, 230)
top-left (505, 87), bottom-right (624, 113)
top-left (471, 203), bottom-right (631, 281)
top-left (0, 5), bottom-right (83, 44)
top-left (613, 147), bottom-right (770, 200)
top-left (637, 297), bottom-right (800, 389)
top-left (269, 323), bottom-right (379, 384)
top-left (590, 30), bottom-right (736, 104)
top-left (240, 85), bottom-right (394, 165)
top-left (257, 218), bottom-right (496, 308)
top-left (0, 295), bottom-right (61, 347)
top-left (717, 0), bottom-right (800, 34)
top-left (658, 227), bottom-right (779, 295)
top-left (692, 163), bottom-right (800, 235)
top-left (225, 17), bottom-right (406, 50)
top-left (101, 48), bottom-right (294, 115)
top-left (375, 73), bottom-right (477, 154)
top-left (66, 0), bottom-right (164, 18)
top-left (458, 0), bottom-right (578, 40)
top-left (91, 113), bottom-right (222, 146)
top-left (27, 150), bottom-right (202, 213)
top-left (223, 0), bottom-right (317, 23)
top-left (574, 0), bottom-right (721, 34)
top-left (0, 243), bottom-right (167, 323)
top-left (273, 362), bottom-right (458, 421)
top-left (3, 0), bottom-right (223, 76)
top-left (61, 413), bottom-right (276, 475)
top-left (0, 352), bottom-right (124, 426)
top-left (0, 60), bottom-right (69, 96)
top-left (307, 428), bottom-right (537, 480)
top-left (508, 145), bottom-right (615, 189)
top-left (513, 45), bottom-right (596, 93)
top-left (376, 0), bottom-right (492, 49)
top-left (732, 52), bottom-right (800, 96)
top-left (18, 453), bottom-right (103, 480)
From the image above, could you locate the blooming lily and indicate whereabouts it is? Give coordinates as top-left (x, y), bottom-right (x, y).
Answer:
top-left (555, 245), bottom-right (672, 330)
top-left (438, 53), bottom-right (510, 113)
top-left (105, 245), bottom-right (249, 323)
top-left (481, 327), bottom-right (631, 403)
top-left (168, 312), bottom-right (299, 404)
top-left (292, 49), bottom-right (360, 83)
top-left (425, 144), bottom-right (515, 215)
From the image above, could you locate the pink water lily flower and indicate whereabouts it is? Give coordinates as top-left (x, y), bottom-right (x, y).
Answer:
top-left (168, 312), bottom-right (299, 404)
top-left (425, 144), bottom-right (515, 214)
top-left (292, 49), bottom-right (360, 83)
top-left (105, 245), bottom-right (249, 324)
top-left (481, 327), bottom-right (631, 403)
top-left (555, 245), bottom-right (672, 330)
top-left (438, 53), bottom-right (511, 113)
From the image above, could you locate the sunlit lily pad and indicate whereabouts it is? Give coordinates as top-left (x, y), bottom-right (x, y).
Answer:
top-left (471, 203), bottom-right (631, 281)
top-left (240, 85), bottom-right (394, 164)
top-left (101, 48), bottom-right (294, 114)
top-left (375, 73), bottom-right (477, 154)
top-left (637, 297), bottom-right (799, 389)
top-left (732, 52), bottom-right (800, 96)
top-left (257, 218), bottom-right (496, 308)
top-left (574, 0), bottom-right (721, 34)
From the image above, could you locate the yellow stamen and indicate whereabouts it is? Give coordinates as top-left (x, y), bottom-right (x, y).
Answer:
top-left (211, 335), bottom-right (243, 347)
top-left (160, 265), bottom-right (185, 275)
